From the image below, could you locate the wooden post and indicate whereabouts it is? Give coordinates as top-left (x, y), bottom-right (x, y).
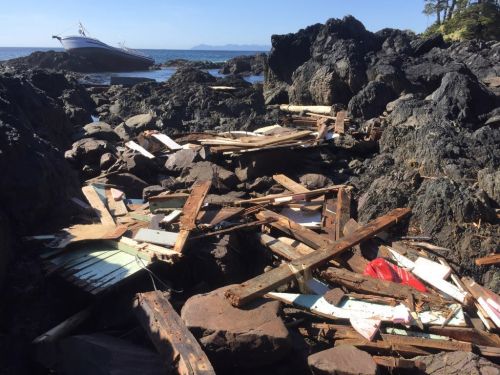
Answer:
top-left (335, 110), bottom-right (346, 134)
top-left (172, 180), bottom-right (211, 253)
top-left (225, 208), bottom-right (411, 307)
top-left (134, 291), bottom-right (215, 375)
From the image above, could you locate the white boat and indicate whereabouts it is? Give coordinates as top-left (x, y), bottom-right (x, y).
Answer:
top-left (53, 23), bottom-right (154, 71)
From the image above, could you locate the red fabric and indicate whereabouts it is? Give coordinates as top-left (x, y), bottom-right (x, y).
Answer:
top-left (364, 258), bottom-right (427, 293)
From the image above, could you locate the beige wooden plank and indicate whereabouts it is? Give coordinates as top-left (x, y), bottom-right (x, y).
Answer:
top-left (82, 185), bottom-right (115, 226)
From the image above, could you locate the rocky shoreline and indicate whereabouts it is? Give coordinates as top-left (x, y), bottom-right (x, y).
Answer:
top-left (0, 15), bottom-right (499, 375)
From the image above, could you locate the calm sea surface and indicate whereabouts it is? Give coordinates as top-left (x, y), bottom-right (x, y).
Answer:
top-left (0, 47), bottom-right (265, 84)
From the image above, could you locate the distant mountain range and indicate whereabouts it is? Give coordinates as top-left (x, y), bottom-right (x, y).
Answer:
top-left (191, 44), bottom-right (270, 51)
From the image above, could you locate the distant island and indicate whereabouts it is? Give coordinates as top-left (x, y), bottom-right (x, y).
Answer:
top-left (191, 44), bottom-right (270, 51)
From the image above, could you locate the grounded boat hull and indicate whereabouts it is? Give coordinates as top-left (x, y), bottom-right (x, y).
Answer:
top-left (60, 36), bottom-right (154, 71)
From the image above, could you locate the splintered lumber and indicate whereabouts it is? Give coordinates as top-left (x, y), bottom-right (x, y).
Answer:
top-left (272, 174), bottom-right (309, 194)
top-left (334, 338), bottom-right (431, 356)
top-left (134, 291), bottom-right (215, 374)
top-left (235, 185), bottom-right (344, 205)
top-left (225, 208), bottom-right (411, 307)
top-left (475, 254), bottom-right (500, 266)
top-left (105, 188), bottom-right (128, 217)
top-left (173, 180), bottom-right (211, 252)
top-left (272, 174), bottom-right (323, 211)
top-left (257, 233), bottom-right (305, 260)
top-left (190, 218), bottom-right (274, 239)
top-left (462, 277), bottom-right (500, 328)
top-left (380, 333), bottom-right (473, 352)
top-left (256, 209), bottom-right (331, 249)
top-left (82, 185), bottom-right (116, 226)
top-left (334, 110), bottom-right (346, 134)
top-left (320, 267), bottom-right (449, 307)
top-left (335, 188), bottom-right (351, 239)
top-left (429, 327), bottom-right (500, 347)
top-left (279, 104), bottom-right (332, 114)
top-left (49, 224), bottom-right (128, 248)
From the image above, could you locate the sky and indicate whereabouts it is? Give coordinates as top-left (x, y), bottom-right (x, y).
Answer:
top-left (0, 0), bottom-right (433, 49)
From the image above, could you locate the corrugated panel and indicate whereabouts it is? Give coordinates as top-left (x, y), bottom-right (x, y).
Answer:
top-left (40, 241), bottom-right (150, 294)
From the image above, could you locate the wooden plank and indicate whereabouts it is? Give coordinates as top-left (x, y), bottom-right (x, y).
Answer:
top-left (81, 185), bottom-right (116, 226)
top-left (334, 338), bottom-right (431, 356)
top-left (429, 327), bottom-right (500, 347)
top-left (191, 219), bottom-right (273, 239)
top-left (197, 207), bottom-right (244, 228)
top-left (462, 277), bottom-right (500, 328)
top-left (320, 267), bottom-right (449, 307)
top-left (256, 209), bottom-right (331, 249)
top-left (272, 174), bottom-right (309, 194)
top-left (48, 224), bottom-right (128, 248)
top-left (151, 133), bottom-right (182, 150)
top-left (335, 188), bottom-right (351, 239)
top-left (225, 208), bottom-right (411, 307)
top-left (172, 180), bottom-right (211, 253)
top-left (234, 185), bottom-right (345, 205)
top-left (105, 188), bottom-right (128, 217)
top-left (279, 104), bottom-right (332, 114)
top-left (134, 291), bottom-right (215, 374)
top-left (475, 254), bottom-right (500, 266)
top-left (335, 110), bottom-right (346, 134)
top-left (256, 233), bottom-right (304, 260)
top-left (125, 140), bottom-right (155, 158)
top-left (380, 333), bottom-right (473, 352)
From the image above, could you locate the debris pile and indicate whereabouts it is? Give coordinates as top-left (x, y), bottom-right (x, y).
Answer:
top-left (25, 108), bottom-right (500, 374)
top-left (0, 14), bottom-right (498, 375)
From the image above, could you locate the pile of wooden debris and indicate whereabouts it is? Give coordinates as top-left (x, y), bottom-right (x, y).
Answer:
top-left (28, 108), bottom-right (499, 375)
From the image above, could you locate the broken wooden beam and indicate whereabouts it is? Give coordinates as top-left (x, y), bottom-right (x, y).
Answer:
top-left (475, 254), bottom-right (500, 266)
top-left (225, 208), bottom-right (411, 307)
top-left (172, 180), bottom-right (211, 253)
top-left (320, 267), bottom-right (449, 307)
top-left (334, 110), bottom-right (346, 134)
top-left (81, 185), bottom-right (116, 226)
top-left (256, 209), bottom-right (331, 249)
top-left (234, 185), bottom-right (345, 205)
top-left (335, 188), bottom-right (351, 239)
top-left (134, 291), bottom-right (215, 375)
top-left (272, 174), bottom-right (309, 194)
top-left (380, 333), bottom-right (473, 352)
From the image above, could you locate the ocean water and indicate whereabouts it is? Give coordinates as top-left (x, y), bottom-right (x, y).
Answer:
top-left (0, 47), bottom-right (265, 84)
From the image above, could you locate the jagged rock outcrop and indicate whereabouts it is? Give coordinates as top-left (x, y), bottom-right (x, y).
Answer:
top-left (96, 67), bottom-right (270, 133)
top-left (219, 53), bottom-right (267, 76)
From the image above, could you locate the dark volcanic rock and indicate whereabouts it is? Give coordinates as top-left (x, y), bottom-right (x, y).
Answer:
top-left (348, 80), bottom-right (396, 119)
top-left (2, 50), bottom-right (151, 73)
top-left (2, 51), bottom-right (102, 73)
top-left (97, 67), bottom-right (268, 133)
top-left (220, 53), bottom-right (267, 76)
top-left (417, 351), bottom-right (500, 375)
top-left (65, 138), bottom-right (115, 168)
top-left (181, 285), bottom-right (291, 369)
